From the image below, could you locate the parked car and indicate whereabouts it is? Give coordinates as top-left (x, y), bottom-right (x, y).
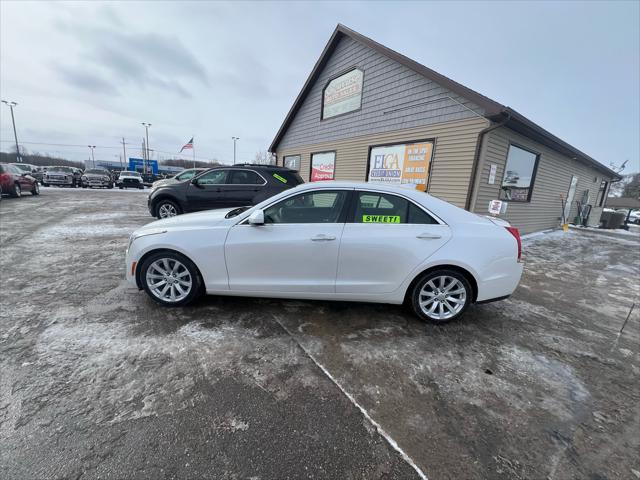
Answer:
top-left (43, 166), bottom-right (81, 187)
top-left (151, 168), bottom-right (206, 190)
top-left (147, 164), bottom-right (303, 219)
top-left (0, 163), bottom-right (40, 197)
top-left (628, 210), bottom-right (640, 225)
top-left (10, 163), bottom-right (46, 184)
top-left (127, 182), bottom-right (523, 322)
top-left (81, 168), bottom-right (114, 189)
top-left (116, 170), bottom-right (144, 189)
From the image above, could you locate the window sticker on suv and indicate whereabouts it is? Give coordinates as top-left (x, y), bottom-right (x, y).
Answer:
top-left (272, 173), bottom-right (288, 183)
top-left (362, 215), bottom-right (401, 223)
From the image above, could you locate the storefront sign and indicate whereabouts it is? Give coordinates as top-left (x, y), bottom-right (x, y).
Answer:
top-left (323, 69), bottom-right (363, 119)
top-left (367, 141), bottom-right (433, 186)
top-left (310, 152), bottom-right (335, 181)
top-left (488, 199), bottom-right (507, 215)
top-left (488, 164), bottom-right (497, 184)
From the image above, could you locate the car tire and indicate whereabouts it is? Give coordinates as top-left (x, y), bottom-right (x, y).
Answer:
top-left (108, 183), bottom-right (113, 189)
top-left (31, 183), bottom-right (40, 196)
top-left (119, 186), bottom-right (123, 189)
top-left (11, 182), bottom-right (21, 198)
top-left (139, 251), bottom-right (203, 307)
top-left (42, 182), bottom-right (48, 187)
top-left (138, 184), bottom-right (144, 190)
top-left (155, 199), bottom-right (181, 219)
top-left (410, 269), bottom-right (472, 324)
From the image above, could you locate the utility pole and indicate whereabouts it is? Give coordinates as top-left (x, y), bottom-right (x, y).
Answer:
top-left (141, 123), bottom-right (151, 174)
top-left (88, 145), bottom-right (96, 168)
top-left (2, 100), bottom-right (21, 162)
top-left (232, 136), bottom-right (239, 165)
top-left (121, 137), bottom-right (127, 170)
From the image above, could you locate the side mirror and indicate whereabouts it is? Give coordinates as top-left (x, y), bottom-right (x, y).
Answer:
top-left (190, 177), bottom-right (201, 187)
top-left (248, 210), bottom-right (264, 225)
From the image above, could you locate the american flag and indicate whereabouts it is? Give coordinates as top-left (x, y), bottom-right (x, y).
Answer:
top-left (180, 137), bottom-right (193, 152)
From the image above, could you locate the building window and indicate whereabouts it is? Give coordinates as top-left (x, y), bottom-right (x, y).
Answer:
top-left (597, 180), bottom-right (608, 207)
top-left (367, 141), bottom-right (434, 187)
top-left (500, 144), bottom-right (540, 202)
top-left (310, 151), bottom-right (336, 182)
top-left (283, 155), bottom-right (301, 171)
top-left (322, 68), bottom-right (364, 119)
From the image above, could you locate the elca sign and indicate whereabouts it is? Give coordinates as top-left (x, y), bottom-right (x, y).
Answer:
top-left (489, 199), bottom-right (508, 216)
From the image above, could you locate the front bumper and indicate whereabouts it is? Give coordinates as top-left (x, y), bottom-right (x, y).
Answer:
top-left (45, 177), bottom-right (73, 185)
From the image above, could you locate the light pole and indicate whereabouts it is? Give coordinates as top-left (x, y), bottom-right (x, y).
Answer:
top-left (141, 123), bottom-right (151, 173)
top-left (88, 145), bottom-right (96, 168)
top-left (2, 100), bottom-right (21, 163)
top-left (232, 136), bottom-right (239, 164)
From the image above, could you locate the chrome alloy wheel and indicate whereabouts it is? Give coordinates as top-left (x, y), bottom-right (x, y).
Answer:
top-left (418, 275), bottom-right (467, 321)
top-left (158, 203), bottom-right (178, 218)
top-left (145, 258), bottom-right (192, 303)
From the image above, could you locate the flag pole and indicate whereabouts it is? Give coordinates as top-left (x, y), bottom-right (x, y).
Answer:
top-left (192, 136), bottom-right (195, 168)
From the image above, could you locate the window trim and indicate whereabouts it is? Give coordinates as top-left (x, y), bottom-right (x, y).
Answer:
top-left (597, 180), bottom-right (609, 207)
top-left (499, 142), bottom-right (541, 203)
top-left (194, 168), bottom-right (266, 186)
top-left (346, 188), bottom-right (446, 225)
top-left (309, 150), bottom-right (337, 182)
top-left (365, 138), bottom-right (436, 190)
top-left (282, 154), bottom-right (302, 172)
top-left (320, 66), bottom-right (364, 121)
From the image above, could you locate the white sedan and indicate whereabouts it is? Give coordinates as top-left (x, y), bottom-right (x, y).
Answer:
top-left (125, 182), bottom-right (523, 323)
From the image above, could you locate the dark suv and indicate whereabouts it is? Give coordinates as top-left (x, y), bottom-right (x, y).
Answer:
top-left (147, 164), bottom-right (304, 218)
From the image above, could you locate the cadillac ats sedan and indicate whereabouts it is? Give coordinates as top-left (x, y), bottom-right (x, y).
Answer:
top-left (125, 182), bottom-right (523, 323)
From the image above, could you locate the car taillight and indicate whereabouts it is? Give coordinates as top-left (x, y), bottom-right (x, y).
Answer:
top-left (505, 227), bottom-right (522, 262)
top-left (0, 173), bottom-right (10, 182)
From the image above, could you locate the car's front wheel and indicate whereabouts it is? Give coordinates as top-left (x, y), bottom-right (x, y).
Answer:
top-left (11, 182), bottom-right (21, 198)
top-left (140, 251), bottom-right (202, 306)
top-left (155, 199), bottom-right (181, 219)
top-left (31, 182), bottom-right (39, 196)
top-left (410, 270), bottom-right (472, 323)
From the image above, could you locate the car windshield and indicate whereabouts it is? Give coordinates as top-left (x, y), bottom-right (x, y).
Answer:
top-left (123, 171), bottom-right (141, 177)
top-left (86, 169), bottom-right (107, 174)
top-left (51, 166), bottom-right (73, 172)
top-left (12, 164), bottom-right (31, 172)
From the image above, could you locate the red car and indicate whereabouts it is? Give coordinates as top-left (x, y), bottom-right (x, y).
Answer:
top-left (0, 163), bottom-right (40, 198)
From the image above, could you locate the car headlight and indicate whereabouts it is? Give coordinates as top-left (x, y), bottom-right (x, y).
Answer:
top-left (103, 176), bottom-right (109, 181)
top-left (82, 175), bottom-right (87, 180)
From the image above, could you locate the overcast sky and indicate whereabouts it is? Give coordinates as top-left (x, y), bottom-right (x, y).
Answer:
top-left (1, 1), bottom-right (638, 171)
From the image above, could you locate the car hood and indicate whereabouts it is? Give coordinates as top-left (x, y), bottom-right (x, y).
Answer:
top-left (119, 174), bottom-right (141, 180)
top-left (85, 173), bottom-right (109, 178)
top-left (138, 208), bottom-right (236, 232)
top-left (152, 178), bottom-right (178, 188)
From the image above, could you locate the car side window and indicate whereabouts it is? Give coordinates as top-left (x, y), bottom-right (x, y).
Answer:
top-left (354, 192), bottom-right (437, 224)
top-left (196, 169), bottom-right (228, 185)
top-left (264, 190), bottom-right (347, 224)
top-left (230, 170), bottom-right (263, 185)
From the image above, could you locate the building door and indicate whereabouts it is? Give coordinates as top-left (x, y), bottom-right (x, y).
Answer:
top-left (564, 175), bottom-right (578, 222)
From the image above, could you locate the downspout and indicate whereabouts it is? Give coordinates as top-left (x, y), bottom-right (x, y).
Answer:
top-left (464, 111), bottom-right (511, 211)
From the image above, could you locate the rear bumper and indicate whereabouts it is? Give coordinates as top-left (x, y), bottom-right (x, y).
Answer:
top-left (476, 261), bottom-right (524, 302)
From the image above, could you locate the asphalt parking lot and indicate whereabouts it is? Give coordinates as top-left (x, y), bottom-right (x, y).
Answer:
top-left (1, 187), bottom-right (639, 480)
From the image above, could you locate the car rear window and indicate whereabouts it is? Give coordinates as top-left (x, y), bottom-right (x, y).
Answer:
top-left (354, 191), bottom-right (438, 224)
top-left (0, 164), bottom-right (5, 173)
top-left (270, 170), bottom-right (304, 186)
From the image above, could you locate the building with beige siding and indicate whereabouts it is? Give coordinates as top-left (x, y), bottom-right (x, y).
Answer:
top-left (269, 24), bottom-right (620, 234)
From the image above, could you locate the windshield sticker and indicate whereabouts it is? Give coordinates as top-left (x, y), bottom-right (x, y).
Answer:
top-left (273, 173), bottom-right (288, 183)
top-left (362, 215), bottom-right (401, 223)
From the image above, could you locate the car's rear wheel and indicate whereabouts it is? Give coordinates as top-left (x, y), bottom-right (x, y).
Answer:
top-left (155, 199), bottom-right (181, 219)
top-left (31, 182), bottom-right (39, 196)
top-left (410, 270), bottom-right (471, 323)
top-left (11, 182), bottom-right (21, 198)
top-left (140, 251), bottom-right (202, 306)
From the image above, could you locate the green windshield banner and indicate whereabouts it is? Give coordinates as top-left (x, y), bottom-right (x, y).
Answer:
top-left (362, 215), bottom-right (401, 223)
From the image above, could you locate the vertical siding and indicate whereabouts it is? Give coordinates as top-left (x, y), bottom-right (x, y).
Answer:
top-left (472, 127), bottom-right (614, 234)
top-left (277, 35), bottom-right (485, 151)
top-left (278, 117), bottom-right (488, 208)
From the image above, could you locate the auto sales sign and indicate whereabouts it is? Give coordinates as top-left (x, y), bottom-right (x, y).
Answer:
top-left (368, 141), bottom-right (434, 187)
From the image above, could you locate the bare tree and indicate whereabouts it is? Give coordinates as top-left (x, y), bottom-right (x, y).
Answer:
top-left (253, 150), bottom-right (274, 165)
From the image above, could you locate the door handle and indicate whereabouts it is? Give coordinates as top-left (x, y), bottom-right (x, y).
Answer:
top-left (416, 233), bottom-right (442, 240)
top-left (311, 234), bottom-right (336, 241)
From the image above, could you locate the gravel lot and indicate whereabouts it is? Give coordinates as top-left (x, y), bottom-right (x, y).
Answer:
top-left (1, 187), bottom-right (639, 480)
